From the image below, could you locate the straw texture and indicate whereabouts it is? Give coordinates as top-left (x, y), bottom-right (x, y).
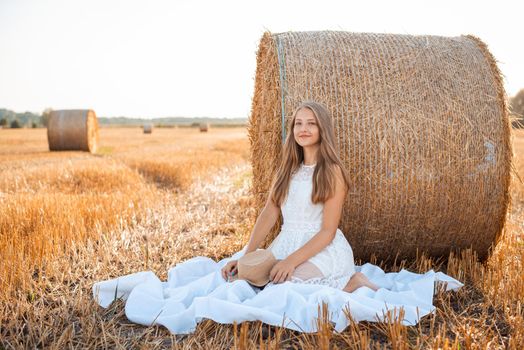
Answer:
top-left (248, 31), bottom-right (512, 261)
top-left (47, 109), bottom-right (99, 153)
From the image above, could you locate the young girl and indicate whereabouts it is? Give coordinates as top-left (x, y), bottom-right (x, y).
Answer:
top-left (92, 101), bottom-right (462, 334)
top-left (221, 101), bottom-right (379, 293)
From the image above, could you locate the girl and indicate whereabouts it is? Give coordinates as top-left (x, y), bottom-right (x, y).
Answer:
top-left (221, 101), bottom-right (379, 293)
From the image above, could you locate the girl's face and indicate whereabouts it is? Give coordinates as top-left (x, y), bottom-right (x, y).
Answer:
top-left (293, 108), bottom-right (320, 148)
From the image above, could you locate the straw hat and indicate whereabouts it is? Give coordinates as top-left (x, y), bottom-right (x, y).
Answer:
top-left (236, 249), bottom-right (278, 287)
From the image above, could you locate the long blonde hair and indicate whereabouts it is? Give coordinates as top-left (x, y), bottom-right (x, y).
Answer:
top-left (270, 101), bottom-right (351, 206)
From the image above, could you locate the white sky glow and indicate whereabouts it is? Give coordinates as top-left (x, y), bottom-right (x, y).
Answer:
top-left (0, 0), bottom-right (522, 118)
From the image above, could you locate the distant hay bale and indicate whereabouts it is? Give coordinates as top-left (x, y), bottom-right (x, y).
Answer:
top-left (248, 31), bottom-right (512, 261)
top-left (199, 123), bottom-right (209, 132)
top-left (47, 109), bottom-right (99, 153)
top-left (143, 123), bottom-right (153, 134)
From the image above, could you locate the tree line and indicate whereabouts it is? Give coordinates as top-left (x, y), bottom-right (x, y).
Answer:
top-left (2, 90), bottom-right (524, 129)
top-left (0, 108), bottom-right (248, 129)
top-left (0, 108), bottom-right (49, 128)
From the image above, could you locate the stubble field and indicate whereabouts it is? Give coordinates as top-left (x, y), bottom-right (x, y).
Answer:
top-left (0, 126), bottom-right (523, 349)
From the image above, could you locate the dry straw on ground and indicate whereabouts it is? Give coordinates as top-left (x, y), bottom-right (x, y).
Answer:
top-left (47, 109), bottom-right (99, 153)
top-left (248, 30), bottom-right (513, 262)
top-left (0, 127), bottom-right (249, 301)
top-left (0, 128), bottom-right (522, 348)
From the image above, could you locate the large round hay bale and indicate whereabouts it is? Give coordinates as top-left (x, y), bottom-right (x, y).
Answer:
top-left (199, 123), bottom-right (209, 132)
top-left (47, 109), bottom-right (99, 153)
top-left (248, 31), bottom-right (513, 261)
top-left (143, 123), bottom-right (153, 134)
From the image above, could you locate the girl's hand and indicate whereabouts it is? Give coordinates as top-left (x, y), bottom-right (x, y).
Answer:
top-left (221, 260), bottom-right (238, 282)
top-left (269, 259), bottom-right (296, 284)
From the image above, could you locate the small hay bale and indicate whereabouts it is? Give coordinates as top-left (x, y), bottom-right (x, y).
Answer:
top-left (47, 109), bottom-right (99, 153)
top-left (248, 31), bottom-right (513, 261)
top-left (143, 123), bottom-right (153, 134)
top-left (199, 123), bottom-right (209, 132)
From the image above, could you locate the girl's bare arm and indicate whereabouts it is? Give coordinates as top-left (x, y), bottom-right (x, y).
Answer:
top-left (244, 188), bottom-right (280, 254)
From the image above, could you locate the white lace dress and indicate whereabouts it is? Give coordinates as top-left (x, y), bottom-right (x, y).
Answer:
top-left (267, 162), bottom-right (356, 290)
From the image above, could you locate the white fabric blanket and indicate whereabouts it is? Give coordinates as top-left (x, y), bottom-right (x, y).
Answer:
top-left (92, 246), bottom-right (463, 334)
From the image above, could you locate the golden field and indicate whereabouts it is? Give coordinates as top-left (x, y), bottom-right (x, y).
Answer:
top-left (0, 126), bottom-right (523, 349)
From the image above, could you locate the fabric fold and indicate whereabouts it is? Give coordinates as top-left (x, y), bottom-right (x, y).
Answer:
top-left (92, 247), bottom-right (463, 334)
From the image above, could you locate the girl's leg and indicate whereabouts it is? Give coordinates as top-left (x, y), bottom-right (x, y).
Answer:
top-left (342, 272), bottom-right (379, 293)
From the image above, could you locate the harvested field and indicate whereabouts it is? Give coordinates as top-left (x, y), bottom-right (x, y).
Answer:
top-left (0, 127), bottom-right (523, 348)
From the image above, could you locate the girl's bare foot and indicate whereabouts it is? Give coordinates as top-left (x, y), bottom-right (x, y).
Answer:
top-left (343, 272), bottom-right (379, 293)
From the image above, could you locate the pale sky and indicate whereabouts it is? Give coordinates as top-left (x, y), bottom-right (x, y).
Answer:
top-left (0, 0), bottom-right (522, 119)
